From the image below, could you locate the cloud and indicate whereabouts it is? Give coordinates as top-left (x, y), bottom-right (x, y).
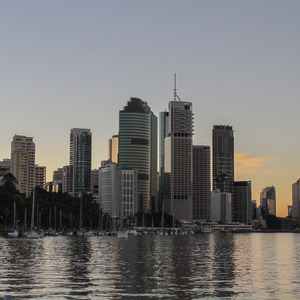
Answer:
top-left (235, 153), bottom-right (274, 175)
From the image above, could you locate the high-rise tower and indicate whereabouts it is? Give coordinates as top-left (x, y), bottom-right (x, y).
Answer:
top-left (212, 125), bottom-right (234, 193)
top-left (118, 98), bottom-right (157, 213)
top-left (11, 135), bottom-right (35, 196)
top-left (69, 128), bottom-right (92, 197)
top-left (193, 145), bottom-right (211, 221)
top-left (158, 111), bottom-right (169, 213)
top-left (292, 179), bottom-right (300, 221)
top-left (260, 186), bottom-right (276, 216)
top-left (232, 181), bottom-right (252, 225)
top-left (164, 98), bottom-right (194, 222)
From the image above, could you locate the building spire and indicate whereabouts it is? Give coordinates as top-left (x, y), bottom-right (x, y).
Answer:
top-left (173, 73), bottom-right (182, 101)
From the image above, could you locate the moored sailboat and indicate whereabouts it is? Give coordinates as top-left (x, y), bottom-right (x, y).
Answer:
top-left (7, 201), bottom-right (18, 238)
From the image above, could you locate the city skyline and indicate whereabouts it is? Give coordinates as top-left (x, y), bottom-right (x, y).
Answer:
top-left (1, 1), bottom-right (300, 217)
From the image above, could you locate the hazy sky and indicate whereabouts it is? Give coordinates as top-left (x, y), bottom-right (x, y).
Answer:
top-left (1, 1), bottom-right (300, 217)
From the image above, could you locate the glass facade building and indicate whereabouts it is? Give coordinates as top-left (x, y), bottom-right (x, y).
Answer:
top-left (158, 111), bottom-right (169, 213)
top-left (69, 128), bottom-right (92, 197)
top-left (212, 125), bottom-right (234, 193)
top-left (193, 145), bottom-right (211, 221)
top-left (164, 101), bottom-right (194, 222)
top-left (118, 98), bottom-right (157, 213)
top-left (232, 181), bottom-right (252, 225)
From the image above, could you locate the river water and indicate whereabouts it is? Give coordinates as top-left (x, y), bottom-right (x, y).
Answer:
top-left (0, 233), bottom-right (300, 299)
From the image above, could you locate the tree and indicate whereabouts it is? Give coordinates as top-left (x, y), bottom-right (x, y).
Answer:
top-left (2, 173), bottom-right (18, 194)
top-left (266, 214), bottom-right (281, 230)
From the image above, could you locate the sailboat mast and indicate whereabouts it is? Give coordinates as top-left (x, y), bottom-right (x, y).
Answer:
top-left (31, 187), bottom-right (35, 230)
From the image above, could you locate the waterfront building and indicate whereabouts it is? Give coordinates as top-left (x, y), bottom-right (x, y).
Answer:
top-left (210, 190), bottom-right (232, 223)
top-left (108, 135), bottom-right (119, 164)
top-left (35, 165), bottom-right (46, 190)
top-left (99, 161), bottom-right (120, 217)
top-left (193, 145), bottom-right (211, 221)
top-left (99, 161), bottom-right (137, 218)
top-left (69, 128), bottom-right (92, 197)
top-left (11, 135), bottom-right (35, 196)
top-left (260, 186), bottom-right (276, 216)
top-left (232, 181), bottom-right (252, 225)
top-left (121, 168), bottom-right (138, 217)
top-left (212, 125), bottom-right (234, 193)
top-left (164, 100), bottom-right (194, 222)
top-left (292, 179), bottom-right (300, 221)
top-left (158, 111), bottom-right (169, 213)
top-left (118, 98), bottom-right (157, 213)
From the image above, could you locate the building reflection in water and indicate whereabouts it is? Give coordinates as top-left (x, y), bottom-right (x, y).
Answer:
top-left (0, 239), bottom-right (45, 298)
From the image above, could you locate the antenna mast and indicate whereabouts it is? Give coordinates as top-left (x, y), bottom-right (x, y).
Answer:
top-left (173, 73), bottom-right (182, 101)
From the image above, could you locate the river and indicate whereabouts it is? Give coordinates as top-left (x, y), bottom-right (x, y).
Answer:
top-left (0, 233), bottom-right (300, 299)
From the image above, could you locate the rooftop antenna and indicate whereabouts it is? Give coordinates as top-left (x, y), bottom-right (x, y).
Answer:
top-left (174, 73), bottom-right (182, 101)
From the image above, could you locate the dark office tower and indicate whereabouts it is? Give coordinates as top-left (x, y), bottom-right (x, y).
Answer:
top-left (260, 186), bottom-right (276, 216)
top-left (69, 128), bottom-right (92, 197)
top-left (212, 125), bottom-right (234, 193)
top-left (232, 181), bottom-right (252, 225)
top-left (193, 145), bottom-right (211, 221)
top-left (158, 111), bottom-right (169, 212)
top-left (164, 101), bottom-right (194, 222)
top-left (118, 98), bottom-right (157, 214)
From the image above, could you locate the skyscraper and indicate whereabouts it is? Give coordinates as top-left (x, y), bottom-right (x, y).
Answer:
top-left (232, 181), bottom-right (252, 225)
top-left (118, 98), bottom-right (157, 213)
top-left (108, 135), bottom-right (119, 164)
top-left (164, 100), bottom-right (194, 222)
top-left (69, 128), bottom-right (92, 197)
top-left (158, 111), bottom-right (169, 213)
top-left (99, 160), bottom-right (138, 218)
top-left (260, 186), bottom-right (276, 216)
top-left (193, 145), bottom-right (211, 221)
top-left (11, 135), bottom-right (35, 196)
top-left (292, 179), bottom-right (300, 221)
top-left (212, 125), bottom-right (234, 193)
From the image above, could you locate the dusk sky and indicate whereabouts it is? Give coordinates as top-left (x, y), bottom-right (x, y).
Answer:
top-left (1, 1), bottom-right (300, 217)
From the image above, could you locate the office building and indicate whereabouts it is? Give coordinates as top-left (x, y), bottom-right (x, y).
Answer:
top-left (212, 125), bottom-right (234, 193)
top-left (11, 135), bottom-right (35, 196)
top-left (292, 179), bottom-right (300, 221)
top-left (118, 98), bottom-right (157, 213)
top-left (211, 190), bottom-right (232, 223)
top-left (99, 161), bottom-right (137, 218)
top-left (193, 145), bottom-right (211, 221)
top-left (260, 186), bottom-right (276, 216)
top-left (232, 181), bottom-right (252, 225)
top-left (158, 111), bottom-right (169, 213)
top-left (164, 100), bottom-right (194, 222)
top-left (108, 135), bottom-right (119, 164)
top-left (69, 128), bottom-right (92, 197)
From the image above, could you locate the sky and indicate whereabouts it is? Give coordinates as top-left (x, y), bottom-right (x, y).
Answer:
top-left (1, 1), bottom-right (300, 217)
